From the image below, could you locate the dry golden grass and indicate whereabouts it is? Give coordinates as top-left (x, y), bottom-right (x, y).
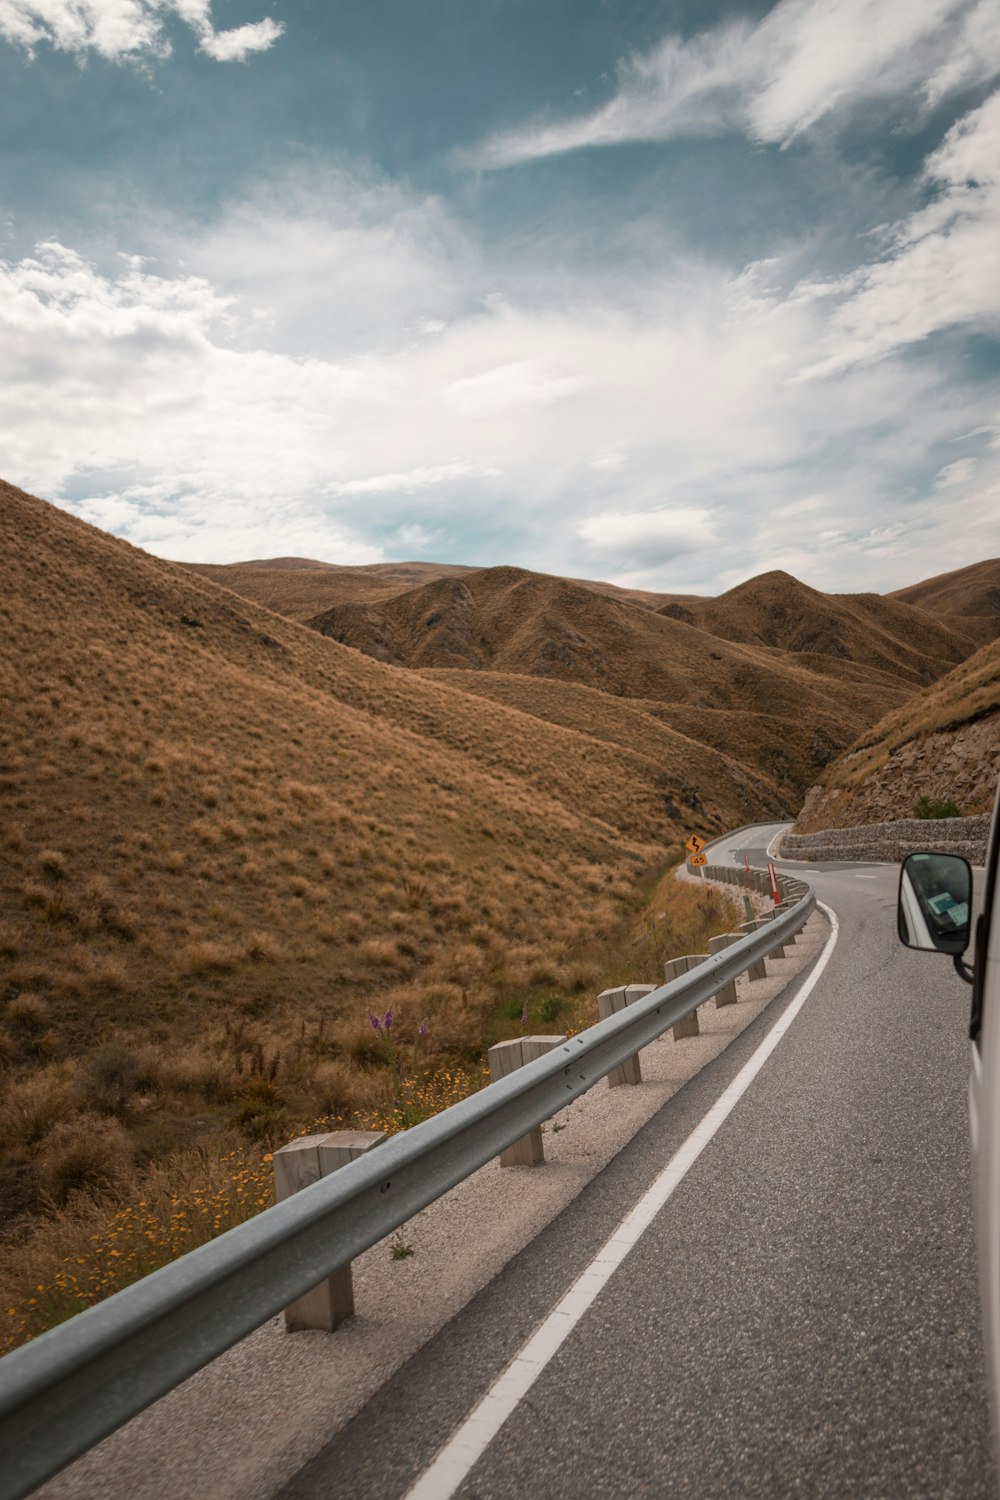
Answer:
top-left (184, 563), bottom-right (409, 621)
top-left (0, 864), bottom-right (743, 1353)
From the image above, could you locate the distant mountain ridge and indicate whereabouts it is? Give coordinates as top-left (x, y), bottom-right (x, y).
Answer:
top-left (657, 569), bottom-right (978, 685)
top-left (187, 552), bottom-right (998, 805)
top-left (888, 558), bottom-right (1000, 646)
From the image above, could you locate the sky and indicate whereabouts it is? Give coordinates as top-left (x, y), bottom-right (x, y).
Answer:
top-left (1, 0), bottom-right (999, 595)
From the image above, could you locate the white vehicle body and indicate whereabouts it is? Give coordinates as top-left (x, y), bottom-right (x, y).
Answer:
top-left (898, 780), bottom-right (1000, 1457)
top-left (969, 780), bottom-right (1000, 1453)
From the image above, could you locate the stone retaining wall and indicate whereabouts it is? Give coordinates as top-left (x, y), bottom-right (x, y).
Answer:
top-left (778, 813), bottom-right (991, 866)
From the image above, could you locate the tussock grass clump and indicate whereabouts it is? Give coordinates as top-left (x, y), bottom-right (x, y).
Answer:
top-left (5, 993), bottom-right (50, 1037)
top-left (42, 1116), bottom-right (134, 1205)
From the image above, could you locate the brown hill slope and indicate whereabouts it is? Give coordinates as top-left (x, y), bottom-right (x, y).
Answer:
top-left (793, 636), bottom-right (1000, 831)
top-left (309, 565), bottom-right (932, 788)
top-left (418, 668), bottom-right (884, 812)
top-left (888, 558), bottom-right (1000, 645)
top-left (659, 570), bottom-right (978, 685)
top-left (2, 480), bottom-right (791, 1224)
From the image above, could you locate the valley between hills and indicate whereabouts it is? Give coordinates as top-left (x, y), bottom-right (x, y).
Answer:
top-left (2, 475), bottom-right (999, 1348)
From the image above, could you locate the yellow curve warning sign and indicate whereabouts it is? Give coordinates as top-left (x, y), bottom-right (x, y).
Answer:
top-left (685, 833), bottom-right (706, 854)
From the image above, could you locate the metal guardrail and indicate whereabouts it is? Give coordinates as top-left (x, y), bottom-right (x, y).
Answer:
top-left (0, 869), bottom-right (814, 1500)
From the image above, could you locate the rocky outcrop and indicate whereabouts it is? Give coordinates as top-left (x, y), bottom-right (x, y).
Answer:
top-left (793, 708), bottom-right (1000, 831)
top-left (779, 813), bottom-right (991, 865)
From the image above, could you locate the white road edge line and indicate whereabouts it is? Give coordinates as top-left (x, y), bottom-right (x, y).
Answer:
top-left (765, 825), bottom-right (788, 860)
top-left (403, 900), bottom-right (841, 1500)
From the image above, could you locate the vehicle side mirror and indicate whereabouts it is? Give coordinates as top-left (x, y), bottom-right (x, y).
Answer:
top-left (897, 852), bottom-right (972, 956)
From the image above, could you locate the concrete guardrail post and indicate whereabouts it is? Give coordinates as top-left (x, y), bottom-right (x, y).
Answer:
top-left (597, 984), bottom-right (656, 1086)
top-left (488, 1035), bottom-right (567, 1166)
top-left (663, 955), bottom-right (707, 1037)
top-left (758, 912), bottom-right (786, 958)
top-left (272, 1129), bottom-right (386, 1332)
top-left (707, 934), bottom-right (740, 1005)
top-left (738, 921), bottom-right (769, 979)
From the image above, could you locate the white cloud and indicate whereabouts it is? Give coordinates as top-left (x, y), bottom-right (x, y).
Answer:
top-left (395, 522), bottom-right (440, 551)
top-left (924, 0), bottom-right (1000, 105)
top-left (448, 361), bottom-right (590, 414)
top-left (0, 170), bottom-right (997, 585)
top-left (578, 506), bottom-right (717, 565)
top-left (936, 457), bottom-right (978, 488)
top-left (0, 0), bottom-right (284, 63)
top-left (804, 88), bottom-right (1000, 373)
top-left (330, 462), bottom-right (487, 496)
top-left (154, 168), bottom-right (473, 360)
top-left (472, 0), bottom-right (998, 166)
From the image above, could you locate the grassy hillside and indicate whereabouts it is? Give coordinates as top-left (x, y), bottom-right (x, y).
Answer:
top-left (2, 481), bottom-right (779, 1258)
top-left (418, 667), bottom-right (885, 812)
top-left (793, 636), bottom-right (1000, 831)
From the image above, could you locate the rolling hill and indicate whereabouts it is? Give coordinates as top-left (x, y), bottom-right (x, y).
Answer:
top-left (1, 479), bottom-right (795, 1242)
top-left (302, 562), bottom-right (982, 793)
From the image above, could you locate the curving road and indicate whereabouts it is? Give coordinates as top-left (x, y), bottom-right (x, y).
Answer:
top-left (276, 827), bottom-right (996, 1500)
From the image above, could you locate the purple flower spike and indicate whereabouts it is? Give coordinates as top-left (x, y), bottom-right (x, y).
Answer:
top-left (383, 1009), bottom-right (393, 1030)
top-left (368, 1011), bottom-right (381, 1031)
top-left (520, 1005), bottom-right (529, 1025)
top-left (418, 1020), bottom-right (429, 1036)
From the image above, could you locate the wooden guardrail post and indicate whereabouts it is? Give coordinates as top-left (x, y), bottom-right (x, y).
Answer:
top-left (597, 984), bottom-right (656, 1085)
top-left (663, 955), bottom-right (707, 1037)
top-left (488, 1035), bottom-right (567, 1166)
top-left (707, 934), bottom-right (739, 1005)
top-left (272, 1129), bottom-right (386, 1332)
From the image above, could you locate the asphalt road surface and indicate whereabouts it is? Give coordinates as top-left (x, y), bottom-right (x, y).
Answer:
top-left (275, 828), bottom-right (996, 1500)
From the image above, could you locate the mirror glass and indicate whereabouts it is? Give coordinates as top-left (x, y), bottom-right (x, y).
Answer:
top-left (897, 852), bottom-right (972, 955)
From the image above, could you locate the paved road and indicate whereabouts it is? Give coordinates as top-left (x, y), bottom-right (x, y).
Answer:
top-left (277, 829), bottom-right (995, 1500)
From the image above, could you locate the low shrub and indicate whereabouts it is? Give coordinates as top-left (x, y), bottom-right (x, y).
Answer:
top-left (914, 796), bottom-right (962, 819)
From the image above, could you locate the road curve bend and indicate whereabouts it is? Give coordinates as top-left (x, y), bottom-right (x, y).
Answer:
top-left (278, 825), bottom-right (995, 1500)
